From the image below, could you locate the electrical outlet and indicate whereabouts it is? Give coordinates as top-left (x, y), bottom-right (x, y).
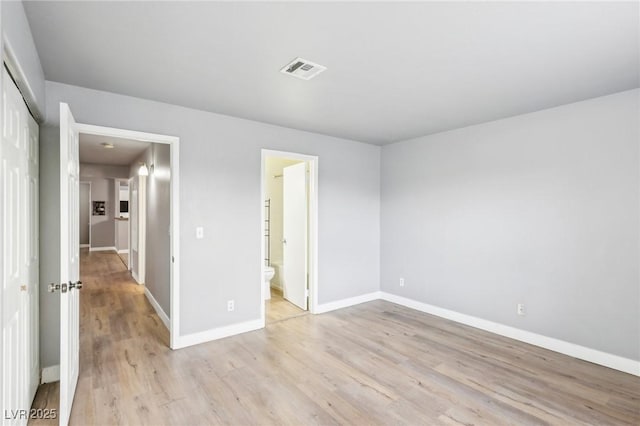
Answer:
top-left (399, 278), bottom-right (405, 287)
top-left (517, 303), bottom-right (525, 316)
top-left (196, 227), bottom-right (204, 239)
top-left (227, 300), bottom-right (234, 312)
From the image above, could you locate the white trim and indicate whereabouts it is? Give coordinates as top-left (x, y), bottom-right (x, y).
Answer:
top-left (173, 319), bottom-right (264, 350)
top-left (41, 365), bottom-right (60, 384)
top-left (117, 249), bottom-right (129, 254)
top-left (75, 124), bottom-right (179, 145)
top-left (2, 38), bottom-right (43, 121)
top-left (380, 292), bottom-right (640, 377)
top-left (169, 134), bottom-right (180, 350)
top-left (315, 292), bottom-right (382, 314)
top-left (89, 246), bottom-right (116, 252)
top-left (127, 177), bottom-right (133, 270)
top-left (132, 271), bottom-right (142, 285)
top-left (76, 123), bottom-right (180, 350)
top-left (137, 175), bottom-right (147, 285)
top-left (144, 287), bottom-right (169, 330)
top-left (79, 244), bottom-right (89, 248)
top-left (260, 150), bottom-right (319, 323)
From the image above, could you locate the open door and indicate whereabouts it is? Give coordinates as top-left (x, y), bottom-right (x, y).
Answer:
top-left (282, 162), bottom-right (308, 310)
top-left (57, 103), bottom-right (82, 426)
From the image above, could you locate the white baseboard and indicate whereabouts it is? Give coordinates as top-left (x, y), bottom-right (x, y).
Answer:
top-left (380, 292), bottom-right (640, 377)
top-left (144, 287), bottom-right (170, 330)
top-left (314, 291), bottom-right (381, 314)
top-left (80, 244), bottom-right (89, 248)
top-left (41, 365), bottom-right (60, 384)
top-left (117, 249), bottom-right (129, 254)
top-left (173, 318), bottom-right (264, 350)
top-left (89, 246), bottom-right (116, 252)
top-left (132, 271), bottom-right (143, 284)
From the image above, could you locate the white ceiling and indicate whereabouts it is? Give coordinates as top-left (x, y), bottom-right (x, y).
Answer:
top-left (24, 1), bottom-right (639, 145)
top-left (79, 134), bottom-right (150, 166)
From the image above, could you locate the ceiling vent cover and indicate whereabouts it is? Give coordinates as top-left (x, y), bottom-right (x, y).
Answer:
top-left (280, 57), bottom-right (327, 80)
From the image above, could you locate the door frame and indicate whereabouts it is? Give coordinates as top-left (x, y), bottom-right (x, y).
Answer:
top-left (79, 181), bottom-right (91, 248)
top-left (75, 123), bottom-right (180, 349)
top-left (127, 177), bottom-right (133, 270)
top-left (260, 149), bottom-right (319, 322)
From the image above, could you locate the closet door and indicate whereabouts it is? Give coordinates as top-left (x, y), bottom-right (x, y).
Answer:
top-left (1, 66), bottom-right (33, 425)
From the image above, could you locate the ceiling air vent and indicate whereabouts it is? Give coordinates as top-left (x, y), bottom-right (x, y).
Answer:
top-left (280, 57), bottom-right (327, 80)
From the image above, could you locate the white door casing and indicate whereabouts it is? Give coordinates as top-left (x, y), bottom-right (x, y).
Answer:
top-left (25, 96), bottom-right (40, 407)
top-left (137, 175), bottom-right (146, 284)
top-left (129, 176), bottom-right (146, 284)
top-left (282, 162), bottom-right (308, 310)
top-left (127, 177), bottom-right (133, 270)
top-left (59, 103), bottom-right (81, 426)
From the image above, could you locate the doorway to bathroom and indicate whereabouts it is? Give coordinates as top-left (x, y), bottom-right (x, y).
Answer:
top-left (261, 150), bottom-right (318, 324)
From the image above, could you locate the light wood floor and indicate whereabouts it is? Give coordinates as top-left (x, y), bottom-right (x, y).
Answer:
top-left (30, 251), bottom-right (640, 425)
top-left (265, 288), bottom-right (307, 324)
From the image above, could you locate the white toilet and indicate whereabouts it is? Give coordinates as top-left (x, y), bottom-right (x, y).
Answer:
top-left (264, 266), bottom-right (275, 300)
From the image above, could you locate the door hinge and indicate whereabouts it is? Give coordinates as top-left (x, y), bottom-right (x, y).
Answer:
top-left (48, 283), bottom-right (68, 293)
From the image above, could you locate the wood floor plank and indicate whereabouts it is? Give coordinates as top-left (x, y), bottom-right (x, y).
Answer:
top-left (29, 250), bottom-right (640, 425)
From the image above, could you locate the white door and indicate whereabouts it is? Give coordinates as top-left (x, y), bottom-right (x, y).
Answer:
top-left (2, 65), bottom-right (29, 425)
top-left (58, 103), bottom-right (81, 426)
top-left (282, 162), bottom-right (308, 310)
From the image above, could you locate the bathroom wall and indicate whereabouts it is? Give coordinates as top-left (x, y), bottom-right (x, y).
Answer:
top-left (264, 156), bottom-right (304, 289)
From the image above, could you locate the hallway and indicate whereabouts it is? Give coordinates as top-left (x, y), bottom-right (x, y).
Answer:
top-left (30, 249), bottom-right (169, 425)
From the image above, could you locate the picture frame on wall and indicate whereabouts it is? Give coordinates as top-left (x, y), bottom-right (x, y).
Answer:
top-left (93, 201), bottom-right (106, 216)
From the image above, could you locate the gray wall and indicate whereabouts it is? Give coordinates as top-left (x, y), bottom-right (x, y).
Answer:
top-left (1, 0), bottom-right (45, 116)
top-left (381, 89), bottom-right (640, 361)
top-left (79, 183), bottom-right (90, 245)
top-left (79, 163), bottom-right (129, 248)
top-left (81, 176), bottom-right (114, 248)
top-left (39, 125), bottom-right (60, 368)
top-left (130, 144), bottom-right (171, 317)
top-left (39, 80), bottom-right (380, 364)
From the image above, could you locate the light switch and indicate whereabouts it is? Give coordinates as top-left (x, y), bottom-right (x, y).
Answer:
top-left (196, 227), bottom-right (204, 239)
